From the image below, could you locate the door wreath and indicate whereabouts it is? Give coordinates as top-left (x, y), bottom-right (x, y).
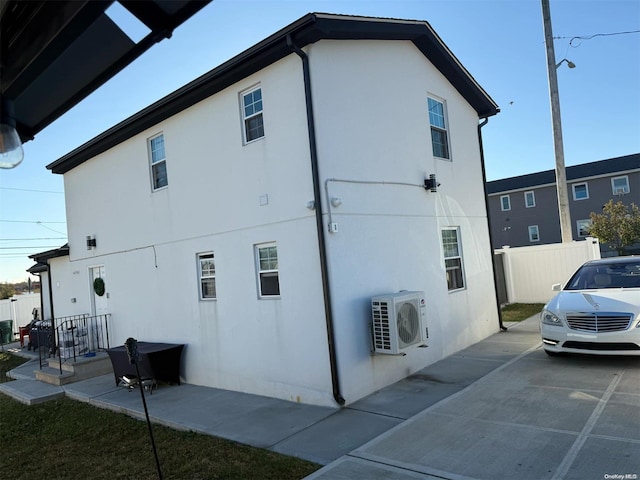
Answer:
top-left (93, 277), bottom-right (106, 296)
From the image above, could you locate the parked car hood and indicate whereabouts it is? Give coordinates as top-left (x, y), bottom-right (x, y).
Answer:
top-left (546, 289), bottom-right (640, 317)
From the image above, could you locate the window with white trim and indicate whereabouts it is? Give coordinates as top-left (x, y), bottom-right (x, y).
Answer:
top-left (241, 86), bottom-right (264, 143)
top-left (428, 97), bottom-right (450, 159)
top-left (500, 195), bottom-right (511, 211)
top-left (197, 252), bottom-right (216, 299)
top-left (577, 219), bottom-right (591, 238)
top-left (611, 176), bottom-right (630, 195)
top-left (148, 133), bottom-right (168, 190)
top-left (572, 183), bottom-right (589, 200)
top-left (528, 225), bottom-right (540, 242)
top-left (524, 191), bottom-right (536, 208)
top-left (441, 228), bottom-right (465, 291)
top-left (255, 243), bottom-right (279, 297)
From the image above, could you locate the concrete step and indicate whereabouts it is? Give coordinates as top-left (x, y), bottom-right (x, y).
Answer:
top-left (35, 353), bottom-right (113, 386)
top-left (47, 352), bottom-right (111, 374)
top-left (35, 366), bottom-right (75, 386)
top-left (0, 379), bottom-right (64, 405)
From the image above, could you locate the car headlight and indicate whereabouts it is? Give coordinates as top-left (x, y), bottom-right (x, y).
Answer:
top-left (541, 310), bottom-right (563, 326)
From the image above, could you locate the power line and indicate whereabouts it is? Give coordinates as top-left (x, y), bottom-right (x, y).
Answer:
top-left (0, 237), bottom-right (67, 241)
top-left (553, 29), bottom-right (640, 47)
top-left (0, 219), bottom-right (66, 224)
top-left (0, 186), bottom-right (64, 194)
top-left (0, 254), bottom-right (50, 257)
top-left (0, 246), bottom-right (61, 250)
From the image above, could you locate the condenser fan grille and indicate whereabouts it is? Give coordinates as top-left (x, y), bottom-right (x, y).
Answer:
top-left (397, 302), bottom-right (420, 346)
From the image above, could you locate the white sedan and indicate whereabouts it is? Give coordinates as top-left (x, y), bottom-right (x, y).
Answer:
top-left (540, 257), bottom-right (640, 356)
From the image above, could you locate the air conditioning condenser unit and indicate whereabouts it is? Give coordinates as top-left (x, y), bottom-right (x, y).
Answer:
top-left (371, 291), bottom-right (427, 355)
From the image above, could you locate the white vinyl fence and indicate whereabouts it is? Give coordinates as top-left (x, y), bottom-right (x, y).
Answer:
top-left (495, 238), bottom-right (601, 304)
top-left (0, 293), bottom-right (41, 335)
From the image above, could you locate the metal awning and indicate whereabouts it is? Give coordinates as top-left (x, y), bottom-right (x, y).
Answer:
top-left (1, 0), bottom-right (212, 144)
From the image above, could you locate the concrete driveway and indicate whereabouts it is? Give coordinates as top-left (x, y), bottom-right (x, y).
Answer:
top-left (307, 317), bottom-right (640, 480)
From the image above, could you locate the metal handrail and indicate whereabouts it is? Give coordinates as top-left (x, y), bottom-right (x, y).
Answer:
top-left (53, 314), bottom-right (111, 373)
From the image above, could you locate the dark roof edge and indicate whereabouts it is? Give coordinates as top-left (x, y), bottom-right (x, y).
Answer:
top-left (27, 262), bottom-right (48, 274)
top-left (486, 153), bottom-right (640, 194)
top-left (29, 244), bottom-right (70, 262)
top-left (47, 12), bottom-right (499, 174)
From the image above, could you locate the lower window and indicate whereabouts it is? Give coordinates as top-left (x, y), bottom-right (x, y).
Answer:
top-left (441, 228), bottom-right (465, 291)
top-left (198, 252), bottom-right (216, 299)
top-left (577, 219), bottom-right (591, 238)
top-left (528, 225), bottom-right (540, 242)
top-left (255, 243), bottom-right (280, 297)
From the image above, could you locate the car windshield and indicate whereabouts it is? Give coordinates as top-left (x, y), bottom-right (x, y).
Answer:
top-left (564, 261), bottom-right (640, 290)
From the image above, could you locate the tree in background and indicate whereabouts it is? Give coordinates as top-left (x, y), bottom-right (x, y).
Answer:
top-left (588, 200), bottom-right (640, 256)
top-left (0, 283), bottom-right (16, 300)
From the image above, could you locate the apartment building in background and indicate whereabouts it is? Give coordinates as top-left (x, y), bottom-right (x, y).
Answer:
top-left (487, 154), bottom-right (640, 255)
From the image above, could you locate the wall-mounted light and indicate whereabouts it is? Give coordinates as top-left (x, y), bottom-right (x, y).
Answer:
top-left (86, 235), bottom-right (97, 250)
top-left (306, 200), bottom-right (315, 210)
top-left (0, 97), bottom-right (24, 169)
top-left (330, 197), bottom-right (343, 208)
top-left (424, 174), bottom-right (440, 193)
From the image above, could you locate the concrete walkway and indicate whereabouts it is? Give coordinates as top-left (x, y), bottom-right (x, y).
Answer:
top-left (2, 315), bottom-right (638, 479)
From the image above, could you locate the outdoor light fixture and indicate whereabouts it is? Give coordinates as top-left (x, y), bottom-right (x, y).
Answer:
top-left (86, 235), bottom-right (97, 250)
top-left (424, 174), bottom-right (440, 193)
top-left (0, 97), bottom-right (24, 169)
top-left (555, 58), bottom-right (576, 69)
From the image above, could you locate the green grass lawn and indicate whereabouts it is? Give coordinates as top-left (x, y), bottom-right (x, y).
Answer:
top-left (0, 350), bottom-right (29, 383)
top-left (0, 354), bottom-right (319, 480)
top-left (501, 303), bottom-right (544, 322)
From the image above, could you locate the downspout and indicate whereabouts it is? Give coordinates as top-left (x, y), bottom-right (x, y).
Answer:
top-left (478, 118), bottom-right (507, 332)
top-left (47, 264), bottom-right (55, 322)
top-left (287, 34), bottom-right (345, 406)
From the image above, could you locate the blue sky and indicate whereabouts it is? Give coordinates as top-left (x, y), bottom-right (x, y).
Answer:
top-left (1, 0), bottom-right (639, 283)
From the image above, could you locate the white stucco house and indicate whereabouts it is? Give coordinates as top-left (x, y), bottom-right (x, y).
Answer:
top-left (36, 13), bottom-right (500, 407)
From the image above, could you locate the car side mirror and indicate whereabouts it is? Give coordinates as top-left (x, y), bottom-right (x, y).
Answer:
top-left (552, 283), bottom-right (561, 292)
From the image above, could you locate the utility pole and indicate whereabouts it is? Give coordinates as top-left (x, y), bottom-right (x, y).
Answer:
top-left (541, 0), bottom-right (573, 243)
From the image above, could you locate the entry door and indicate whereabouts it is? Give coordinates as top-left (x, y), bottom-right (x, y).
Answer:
top-left (90, 266), bottom-right (108, 316)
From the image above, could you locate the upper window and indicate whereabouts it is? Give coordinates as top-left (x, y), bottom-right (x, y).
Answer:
top-left (528, 225), bottom-right (540, 242)
top-left (428, 97), bottom-right (450, 159)
top-left (500, 195), bottom-right (511, 211)
top-left (611, 176), bottom-right (630, 195)
top-left (576, 219), bottom-right (591, 238)
top-left (572, 183), bottom-right (589, 201)
top-left (148, 134), bottom-right (168, 190)
top-left (441, 228), bottom-right (465, 291)
top-left (524, 191), bottom-right (536, 208)
top-left (255, 243), bottom-right (280, 297)
top-left (242, 86), bottom-right (264, 143)
top-left (197, 253), bottom-right (216, 300)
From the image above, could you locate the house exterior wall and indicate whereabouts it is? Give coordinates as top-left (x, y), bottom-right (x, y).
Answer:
top-left (309, 40), bottom-right (498, 401)
top-left (489, 167), bottom-right (640, 253)
top-left (51, 39), bottom-right (498, 406)
top-left (39, 270), bottom-right (52, 321)
top-left (57, 54), bottom-right (336, 406)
